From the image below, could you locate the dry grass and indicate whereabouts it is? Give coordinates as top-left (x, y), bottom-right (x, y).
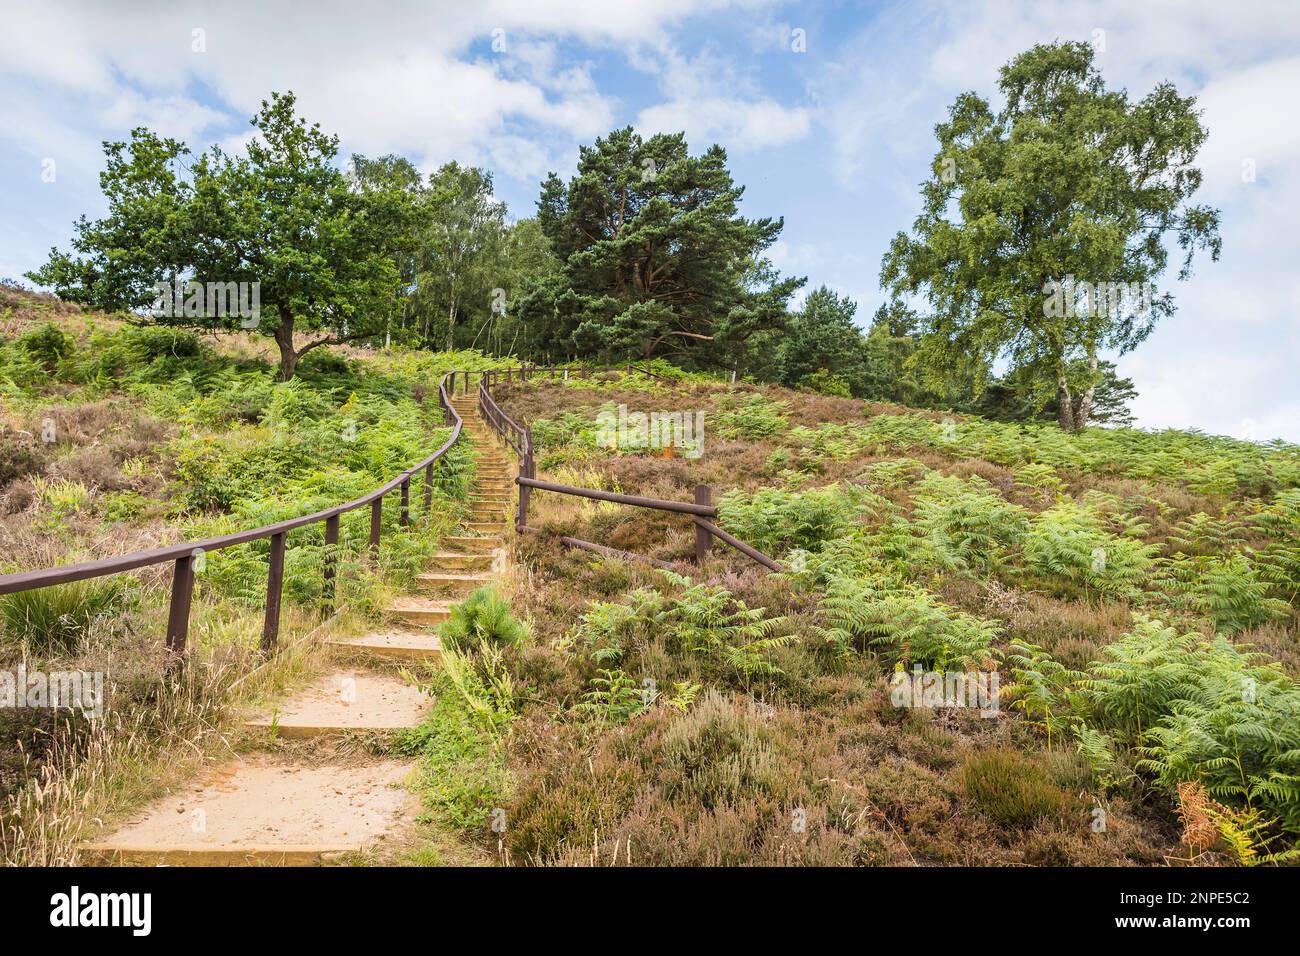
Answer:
top-left (0, 598), bottom-right (350, 865)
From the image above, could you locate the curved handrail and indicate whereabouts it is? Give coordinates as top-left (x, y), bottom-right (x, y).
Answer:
top-left (0, 360), bottom-right (773, 660)
top-left (0, 372), bottom-right (462, 595)
top-left (0, 370), bottom-right (467, 655)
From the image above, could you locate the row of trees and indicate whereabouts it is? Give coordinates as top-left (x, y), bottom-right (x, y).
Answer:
top-left (30, 42), bottom-right (1219, 430)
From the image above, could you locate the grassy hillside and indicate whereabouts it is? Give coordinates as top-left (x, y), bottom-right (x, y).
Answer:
top-left (3, 291), bottom-right (1298, 866)
top-left (459, 370), bottom-right (1300, 865)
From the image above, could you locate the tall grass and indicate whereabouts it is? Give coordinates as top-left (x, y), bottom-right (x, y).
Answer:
top-left (0, 579), bottom-right (129, 654)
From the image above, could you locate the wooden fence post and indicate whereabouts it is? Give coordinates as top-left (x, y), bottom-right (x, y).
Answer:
top-left (323, 514), bottom-right (340, 612)
top-left (369, 498), bottom-right (382, 556)
top-left (694, 485), bottom-right (713, 563)
top-left (262, 531), bottom-right (286, 653)
top-left (517, 433), bottom-right (533, 533)
top-left (166, 553), bottom-right (196, 656)
top-left (400, 478), bottom-right (410, 527)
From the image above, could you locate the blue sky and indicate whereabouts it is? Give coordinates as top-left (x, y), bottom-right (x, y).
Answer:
top-left (2, 0), bottom-right (1297, 440)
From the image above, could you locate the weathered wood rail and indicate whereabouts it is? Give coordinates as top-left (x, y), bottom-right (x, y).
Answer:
top-left (0, 361), bottom-right (780, 664)
top-left (475, 364), bottom-right (782, 573)
top-left (0, 370), bottom-right (467, 656)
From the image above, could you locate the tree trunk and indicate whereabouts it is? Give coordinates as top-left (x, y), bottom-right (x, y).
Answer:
top-left (274, 307), bottom-right (298, 381)
top-left (1056, 373), bottom-right (1077, 431)
top-left (1074, 349), bottom-right (1099, 431)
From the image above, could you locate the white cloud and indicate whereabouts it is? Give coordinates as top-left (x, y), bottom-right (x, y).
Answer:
top-left (0, 0), bottom-right (754, 185)
top-left (95, 90), bottom-right (231, 146)
top-left (637, 96), bottom-right (811, 151)
top-left (632, 40), bottom-right (813, 151)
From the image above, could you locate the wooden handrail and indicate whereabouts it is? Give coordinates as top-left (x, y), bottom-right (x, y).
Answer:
top-left (0, 370), bottom-right (467, 655)
top-left (0, 357), bottom-right (767, 673)
top-left (476, 364), bottom-right (781, 573)
top-left (516, 476), bottom-right (718, 517)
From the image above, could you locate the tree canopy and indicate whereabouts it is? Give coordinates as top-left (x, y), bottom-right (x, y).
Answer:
top-left (30, 92), bottom-right (412, 379)
top-left (880, 41), bottom-right (1220, 430)
top-left (520, 127), bottom-right (803, 366)
top-left (32, 43), bottom-right (1237, 430)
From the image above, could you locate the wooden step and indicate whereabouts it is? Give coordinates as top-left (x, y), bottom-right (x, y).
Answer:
top-left (88, 760), bottom-right (412, 864)
top-left (416, 571), bottom-right (494, 595)
top-left (326, 630), bottom-right (443, 661)
top-left (442, 535), bottom-right (502, 552)
top-left (78, 757), bottom-right (413, 867)
top-left (82, 844), bottom-right (356, 866)
top-left (430, 551), bottom-right (494, 571)
top-left (466, 521), bottom-right (507, 533)
top-left (388, 596), bottom-right (452, 627)
top-left (243, 671), bottom-right (431, 737)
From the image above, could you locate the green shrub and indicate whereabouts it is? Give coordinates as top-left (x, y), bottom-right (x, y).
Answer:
top-left (960, 750), bottom-right (1070, 827)
top-left (574, 668), bottom-right (647, 723)
top-left (101, 490), bottom-right (147, 522)
top-left (656, 571), bottom-right (793, 683)
top-left (1078, 615), bottom-right (1300, 832)
top-left (530, 409), bottom-right (598, 450)
top-left (1023, 499), bottom-right (1158, 599)
top-left (440, 587), bottom-right (528, 651)
top-left (715, 395), bottom-right (788, 440)
top-left (0, 438), bottom-right (42, 488)
top-left (1167, 553), bottom-right (1289, 635)
top-left (800, 369), bottom-right (852, 397)
top-left (393, 667), bottom-right (508, 829)
top-left (122, 325), bottom-right (203, 360)
top-left (567, 588), bottom-right (664, 664)
top-left (18, 323), bottom-right (75, 371)
top-left (816, 573), bottom-right (999, 669)
top-left (908, 472), bottom-right (1030, 572)
top-left (660, 689), bottom-right (776, 808)
top-left (720, 484), bottom-right (877, 555)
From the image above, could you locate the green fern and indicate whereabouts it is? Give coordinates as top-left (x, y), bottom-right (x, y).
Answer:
top-left (1005, 642), bottom-right (1085, 751)
top-left (815, 573), bottom-right (999, 670)
top-left (656, 571), bottom-right (795, 682)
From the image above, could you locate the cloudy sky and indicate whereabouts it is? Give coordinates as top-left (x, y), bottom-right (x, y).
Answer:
top-left (2, 0), bottom-right (1297, 440)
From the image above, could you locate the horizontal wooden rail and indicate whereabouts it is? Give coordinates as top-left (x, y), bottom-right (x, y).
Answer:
top-left (476, 364), bottom-right (781, 574)
top-left (691, 518), bottom-right (782, 572)
top-left (516, 476), bottom-right (718, 517)
top-left (0, 360), bottom-right (683, 667)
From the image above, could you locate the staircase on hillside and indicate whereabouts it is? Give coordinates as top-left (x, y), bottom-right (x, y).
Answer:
top-left (325, 390), bottom-right (510, 657)
top-left (79, 392), bottom-right (514, 865)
